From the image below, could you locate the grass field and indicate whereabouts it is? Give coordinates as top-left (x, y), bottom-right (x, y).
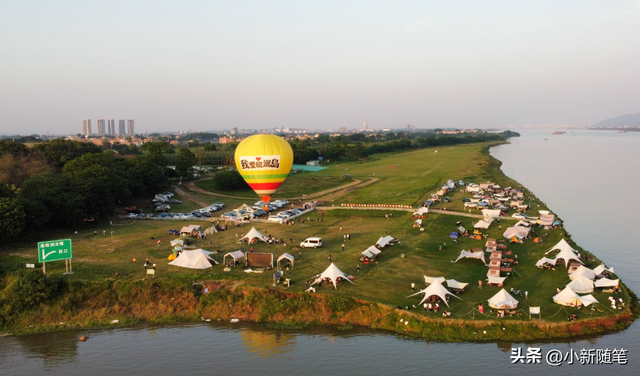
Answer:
top-left (1, 142), bottom-right (631, 327)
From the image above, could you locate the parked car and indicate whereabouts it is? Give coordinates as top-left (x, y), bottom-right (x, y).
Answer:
top-left (300, 237), bottom-right (322, 248)
top-left (512, 213), bottom-right (526, 219)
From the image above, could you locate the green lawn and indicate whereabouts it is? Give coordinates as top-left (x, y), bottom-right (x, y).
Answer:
top-left (1, 142), bottom-right (629, 324)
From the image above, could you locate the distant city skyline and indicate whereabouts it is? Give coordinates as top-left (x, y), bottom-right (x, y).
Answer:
top-left (1, 1), bottom-right (639, 135)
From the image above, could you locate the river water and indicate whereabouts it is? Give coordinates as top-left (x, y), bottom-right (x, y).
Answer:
top-left (1, 129), bottom-right (638, 375)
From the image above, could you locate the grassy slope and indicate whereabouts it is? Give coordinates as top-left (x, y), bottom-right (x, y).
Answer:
top-left (0, 142), bottom-right (635, 335)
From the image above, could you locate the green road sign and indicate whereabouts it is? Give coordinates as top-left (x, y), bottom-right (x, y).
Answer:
top-left (38, 239), bottom-right (73, 262)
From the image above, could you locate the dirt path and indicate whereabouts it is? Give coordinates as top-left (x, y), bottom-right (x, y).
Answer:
top-left (174, 186), bottom-right (210, 207)
top-left (183, 177), bottom-right (379, 202)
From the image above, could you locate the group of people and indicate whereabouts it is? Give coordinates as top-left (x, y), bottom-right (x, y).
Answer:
top-left (608, 296), bottom-right (625, 309)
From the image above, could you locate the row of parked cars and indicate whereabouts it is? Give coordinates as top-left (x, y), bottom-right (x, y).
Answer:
top-left (156, 202), bottom-right (225, 220)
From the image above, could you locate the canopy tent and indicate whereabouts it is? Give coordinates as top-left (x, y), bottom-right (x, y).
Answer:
top-left (408, 280), bottom-right (461, 307)
top-left (170, 239), bottom-right (184, 248)
top-left (482, 209), bottom-right (501, 220)
top-left (453, 249), bottom-right (486, 265)
top-left (223, 250), bottom-right (245, 265)
top-left (553, 287), bottom-right (582, 306)
top-left (594, 278), bottom-right (620, 288)
top-left (535, 257), bottom-right (556, 267)
top-left (539, 210), bottom-right (551, 215)
top-left (488, 288), bottom-right (519, 309)
top-left (474, 219), bottom-right (493, 229)
top-left (446, 279), bottom-right (469, 290)
top-left (312, 263), bottom-right (355, 289)
top-left (414, 207), bottom-right (429, 216)
top-left (376, 236), bottom-right (394, 248)
top-left (450, 232), bottom-right (459, 239)
top-left (180, 225), bottom-right (203, 236)
top-left (569, 265), bottom-right (596, 280)
top-left (414, 219), bottom-right (422, 225)
top-left (593, 263), bottom-right (615, 276)
top-left (169, 249), bottom-right (218, 269)
top-left (578, 294), bottom-right (599, 307)
top-left (553, 248), bottom-right (582, 268)
top-left (487, 274), bottom-right (507, 285)
top-left (362, 245), bottom-right (382, 259)
top-left (547, 239), bottom-right (576, 255)
top-left (566, 276), bottom-right (594, 293)
top-left (514, 220), bottom-right (530, 228)
top-left (502, 226), bottom-right (530, 240)
top-left (277, 253), bottom-right (294, 268)
top-left (424, 275), bottom-right (446, 285)
top-left (242, 227), bottom-right (268, 243)
top-left (458, 226), bottom-right (467, 234)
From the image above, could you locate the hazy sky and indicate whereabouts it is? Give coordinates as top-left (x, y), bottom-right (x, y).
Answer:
top-left (2, 1), bottom-right (640, 134)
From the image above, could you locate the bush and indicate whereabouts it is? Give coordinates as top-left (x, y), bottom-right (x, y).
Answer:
top-left (8, 270), bottom-right (67, 313)
top-left (326, 295), bottom-right (355, 312)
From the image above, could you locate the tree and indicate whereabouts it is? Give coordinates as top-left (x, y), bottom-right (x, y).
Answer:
top-left (140, 141), bottom-right (172, 167)
top-left (212, 170), bottom-right (250, 191)
top-left (176, 148), bottom-right (197, 178)
top-left (0, 197), bottom-right (26, 241)
top-left (32, 139), bottom-right (101, 169)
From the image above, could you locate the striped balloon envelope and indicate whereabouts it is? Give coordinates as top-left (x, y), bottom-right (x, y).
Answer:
top-left (234, 134), bottom-right (294, 204)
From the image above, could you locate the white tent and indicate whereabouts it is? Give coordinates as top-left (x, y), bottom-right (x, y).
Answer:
top-left (553, 248), bottom-right (582, 268)
top-left (569, 265), bottom-right (596, 281)
top-left (487, 274), bottom-right (507, 285)
top-left (409, 280), bottom-right (460, 307)
top-left (482, 209), bottom-right (501, 220)
top-left (414, 207), bottom-right (429, 216)
top-left (539, 210), bottom-right (551, 215)
top-left (488, 288), bottom-right (519, 309)
top-left (474, 219), bottom-right (493, 229)
top-left (553, 287), bottom-right (582, 306)
top-left (503, 226), bottom-right (530, 240)
top-left (453, 250), bottom-right (487, 265)
top-left (414, 219), bottom-right (422, 225)
top-left (566, 276), bottom-right (594, 293)
top-left (223, 250), bottom-right (245, 265)
top-left (180, 225), bottom-right (203, 236)
top-left (539, 214), bottom-right (556, 226)
top-left (277, 253), bottom-right (295, 268)
top-left (594, 278), bottom-right (620, 288)
top-left (535, 257), bottom-right (555, 267)
top-left (593, 263), bottom-right (615, 276)
top-left (578, 294), bottom-right (599, 307)
top-left (424, 275), bottom-right (446, 285)
top-left (446, 279), bottom-right (469, 290)
top-left (169, 249), bottom-right (217, 269)
top-left (362, 245), bottom-right (381, 259)
top-left (170, 239), bottom-right (184, 247)
top-left (376, 236), bottom-right (394, 248)
top-left (312, 263), bottom-right (354, 289)
top-left (242, 227), bottom-right (268, 243)
top-left (547, 239), bottom-right (576, 255)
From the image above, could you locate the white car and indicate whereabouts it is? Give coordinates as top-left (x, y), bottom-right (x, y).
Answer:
top-left (512, 213), bottom-right (526, 219)
top-left (300, 237), bottom-right (322, 248)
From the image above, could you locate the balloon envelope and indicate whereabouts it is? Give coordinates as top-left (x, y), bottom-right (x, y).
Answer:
top-left (234, 135), bottom-right (293, 203)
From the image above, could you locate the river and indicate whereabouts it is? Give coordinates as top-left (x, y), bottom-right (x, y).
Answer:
top-left (1, 129), bottom-right (638, 375)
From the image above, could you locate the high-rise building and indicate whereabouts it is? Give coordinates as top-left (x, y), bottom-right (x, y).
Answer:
top-left (108, 119), bottom-right (115, 135)
top-left (363, 123), bottom-right (368, 130)
top-left (126, 119), bottom-right (134, 136)
top-left (97, 118), bottom-right (105, 135)
top-left (82, 119), bottom-right (92, 136)
top-left (119, 119), bottom-right (125, 135)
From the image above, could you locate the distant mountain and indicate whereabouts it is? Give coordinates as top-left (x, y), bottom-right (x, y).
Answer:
top-left (592, 113), bottom-right (640, 128)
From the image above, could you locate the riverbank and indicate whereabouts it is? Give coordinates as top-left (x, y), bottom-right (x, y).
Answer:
top-left (1, 142), bottom-right (637, 340)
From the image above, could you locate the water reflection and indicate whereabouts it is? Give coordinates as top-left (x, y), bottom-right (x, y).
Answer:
top-left (241, 329), bottom-right (295, 357)
top-left (15, 331), bottom-right (79, 366)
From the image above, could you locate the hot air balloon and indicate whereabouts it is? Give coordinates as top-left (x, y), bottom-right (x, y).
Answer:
top-left (234, 134), bottom-right (293, 204)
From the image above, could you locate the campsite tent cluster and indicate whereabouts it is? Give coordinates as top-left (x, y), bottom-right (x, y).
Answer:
top-left (537, 239), bottom-right (619, 307)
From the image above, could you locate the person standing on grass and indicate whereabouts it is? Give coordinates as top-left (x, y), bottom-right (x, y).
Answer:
top-left (525, 291), bottom-right (528, 299)
top-left (152, 263), bottom-right (156, 270)
top-left (411, 282), bottom-right (415, 292)
top-left (342, 243), bottom-right (345, 251)
top-left (478, 280), bottom-right (483, 289)
top-left (133, 258), bottom-right (136, 265)
top-left (328, 254), bottom-right (331, 261)
top-left (357, 264), bottom-right (360, 272)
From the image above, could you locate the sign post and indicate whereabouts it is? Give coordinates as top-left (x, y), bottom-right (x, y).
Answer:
top-left (38, 239), bottom-right (73, 274)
